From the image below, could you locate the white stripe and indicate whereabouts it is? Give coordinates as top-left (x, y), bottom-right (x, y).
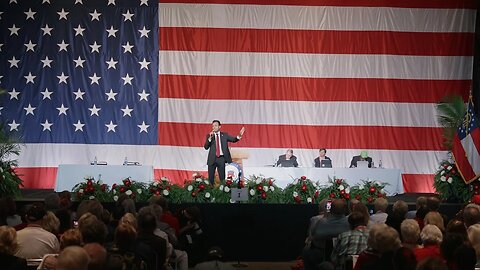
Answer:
top-left (159, 4), bottom-right (476, 33)
top-left (159, 51), bottom-right (473, 80)
top-left (158, 98), bottom-right (441, 127)
top-left (461, 134), bottom-right (480, 174)
top-left (17, 144), bottom-right (446, 175)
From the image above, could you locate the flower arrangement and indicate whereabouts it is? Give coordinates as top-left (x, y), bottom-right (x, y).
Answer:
top-left (350, 180), bottom-right (387, 203)
top-left (72, 177), bottom-right (111, 202)
top-left (179, 172), bottom-right (214, 203)
top-left (317, 177), bottom-right (351, 201)
top-left (433, 161), bottom-right (472, 202)
top-left (212, 177), bottom-right (246, 203)
top-left (283, 176), bottom-right (318, 204)
top-left (245, 175), bottom-right (282, 203)
top-left (111, 177), bottom-right (149, 202)
top-left (147, 177), bottom-right (183, 203)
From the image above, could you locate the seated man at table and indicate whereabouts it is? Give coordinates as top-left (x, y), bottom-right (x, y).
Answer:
top-left (276, 149), bottom-right (298, 167)
top-left (314, 148), bottom-right (332, 168)
top-left (349, 150), bottom-right (373, 168)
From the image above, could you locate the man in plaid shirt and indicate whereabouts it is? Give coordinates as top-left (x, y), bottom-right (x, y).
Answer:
top-left (331, 211), bottom-right (369, 269)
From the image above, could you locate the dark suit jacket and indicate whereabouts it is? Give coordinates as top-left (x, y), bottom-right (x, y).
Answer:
top-left (0, 252), bottom-right (28, 270)
top-left (276, 154), bottom-right (298, 167)
top-left (314, 156), bottom-right (332, 168)
top-left (350, 155), bottom-right (373, 168)
top-left (204, 132), bottom-right (239, 165)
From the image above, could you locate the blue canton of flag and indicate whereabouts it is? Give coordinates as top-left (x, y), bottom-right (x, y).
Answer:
top-left (0, 0), bottom-right (158, 145)
top-left (458, 100), bottom-right (480, 140)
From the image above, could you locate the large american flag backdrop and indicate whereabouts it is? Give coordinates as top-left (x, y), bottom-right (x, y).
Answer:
top-left (0, 0), bottom-right (476, 192)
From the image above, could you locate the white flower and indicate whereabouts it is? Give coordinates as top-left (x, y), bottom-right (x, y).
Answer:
top-left (0, 167), bottom-right (3, 173)
top-left (89, 196), bottom-right (95, 200)
top-left (79, 189), bottom-right (84, 193)
top-left (113, 189), bottom-right (117, 194)
top-left (255, 178), bottom-right (262, 184)
top-left (204, 180), bottom-right (209, 185)
top-left (338, 185), bottom-right (345, 191)
top-left (161, 177), bottom-right (168, 181)
top-left (224, 186), bottom-right (230, 193)
top-left (263, 186), bottom-right (269, 192)
top-left (192, 173), bottom-right (198, 178)
top-left (229, 199), bottom-right (236, 203)
top-left (358, 185), bottom-right (364, 190)
top-left (293, 191), bottom-right (298, 197)
top-left (153, 181), bottom-right (159, 186)
top-left (113, 195), bottom-right (118, 201)
top-left (137, 189), bottom-right (142, 194)
top-left (293, 180), bottom-right (298, 185)
top-left (162, 190), bottom-right (169, 196)
top-left (447, 166), bottom-right (452, 170)
top-left (375, 181), bottom-right (382, 186)
top-left (205, 192), bottom-right (211, 198)
top-left (345, 187), bottom-right (350, 194)
top-left (187, 185), bottom-right (193, 191)
top-left (270, 186), bottom-right (275, 192)
top-left (125, 190), bottom-right (132, 196)
top-left (219, 185), bottom-right (224, 191)
top-left (447, 177), bottom-right (453, 184)
top-left (195, 178), bottom-right (202, 182)
top-left (307, 197), bottom-right (312, 203)
top-left (440, 176), bottom-right (446, 182)
top-left (440, 170), bottom-right (445, 175)
top-left (249, 189), bottom-right (255, 196)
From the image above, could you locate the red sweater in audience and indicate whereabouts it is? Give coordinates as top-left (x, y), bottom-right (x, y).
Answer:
top-left (161, 212), bottom-right (180, 235)
top-left (413, 244), bottom-right (443, 263)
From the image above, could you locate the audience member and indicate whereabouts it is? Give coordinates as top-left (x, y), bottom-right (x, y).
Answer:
top-left (117, 194), bottom-right (137, 215)
top-left (416, 257), bottom-right (448, 270)
top-left (60, 228), bottom-right (83, 249)
top-left (352, 203), bottom-right (370, 227)
top-left (149, 195), bottom-right (181, 235)
top-left (386, 200), bottom-right (408, 234)
top-left (354, 225), bottom-right (401, 270)
top-left (468, 224), bottom-right (480, 267)
top-left (78, 213), bottom-right (108, 245)
top-left (445, 219), bottom-right (467, 239)
top-left (76, 200), bottom-right (104, 220)
top-left (424, 212), bottom-right (444, 233)
top-left (83, 243), bottom-right (107, 270)
top-left (0, 226), bottom-right (28, 270)
top-left (44, 192), bottom-right (60, 212)
top-left (56, 246), bottom-right (90, 270)
top-left (463, 205), bottom-right (480, 228)
top-left (369, 198), bottom-right (388, 226)
top-left (440, 233), bottom-right (465, 269)
top-left (453, 244), bottom-right (476, 270)
top-left (137, 207), bottom-right (168, 269)
top-left (307, 199), bottom-right (329, 245)
top-left (15, 203), bottom-right (60, 259)
top-left (42, 211), bottom-right (60, 235)
top-left (401, 219), bottom-right (421, 250)
top-left (406, 196), bottom-right (427, 219)
top-left (426, 197), bottom-right (440, 212)
top-left (414, 224), bottom-right (443, 263)
top-left (179, 206), bottom-right (206, 267)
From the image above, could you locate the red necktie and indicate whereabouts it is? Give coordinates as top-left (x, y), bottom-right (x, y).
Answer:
top-left (215, 133), bottom-right (220, 157)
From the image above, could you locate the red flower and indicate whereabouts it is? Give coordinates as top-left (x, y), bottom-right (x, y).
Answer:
top-left (261, 192), bottom-right (267, 199)
top-left (87, 180), bottom-right (93, 186)
top-left (345, 194), bottom-right (351, 200)
top-left (112, 183), bottom-right (117, 189)
top-left (195, 174), bottom-right (202, 179)
top-left (191, 192), bottom-right (197, 197)
top-left (119, 187), bottom-right (126, 193)
top-left (239, 181), bottom-right (245, 188)
top-left (199, 184), bottom-right (205, 190)
top-left (315, 190), bottom-right (319, 198)
top-left (369, 187), bottom-right (376, 194)
top-left (330, 193), bottom-right (336, 198)
top-left (336, 179), bottom-right (343, 185)
top-left (301, 185), bottom-right (307, 192)
top-left (301, 176), bottom-right (307, 180)
top-left (377, 193), bottom-right (383, 198)
top-left (101, 184), bottom-right (107, 192)
top-left (257, 185), bottom-right (263, 191)
top-left (474, 185), bottom-right (479, 190)
top-left (355, 194), bottom-right (362, 200)
top-left (451, 170), bottom-right (456, 174)
top-left (124, 180), bottom-right (131, 186)
top-left (269, 179), bottom-right (273, 186)
top-left (473, 195), bottom-right (480, 204)
top-left (166, 186), bottom-right (171, 190)
top-left (294, 196), bottom-right (301, 203)
top-left (367, 196), bottom-right (374, 203)
top-left (226, 180), bottom-right (233, 186)
top-left (155, 190), bottom-right (160, 195)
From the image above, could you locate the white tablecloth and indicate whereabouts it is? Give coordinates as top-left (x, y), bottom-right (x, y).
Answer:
top-left (243, 167), bottom-right (404, 195)
top-left (55, 164), bottom-right (154, 192)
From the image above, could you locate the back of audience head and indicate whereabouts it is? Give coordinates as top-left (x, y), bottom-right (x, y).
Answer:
top-left (0, 225), bottom-right (19, 255)
top-left (401, 219), bottom-right (420, 245)
top-left (25, 202), bottom-right (47, 224)
top-left (118, 195), bottom-right (136, 215)
top-left (137, 207), bottom-right (157, 233)
top-left (348, 199), bottom-right (359, 214)
top-left (367, 223), bottom-right (388, 250)
top-left (115, 223), bottom-right (137, 250)
top-left (446, 219), bottom-right (467, 239)
top-left (374, 198), bottom-right (388, 213)
top-left (463, 206), bottom-right (480, 227)
top-left (60, 228), bottom-right (83, 249)
top-left (416, 257), bottom-right (448, 270)
top-left (42, 211), bottom-right (60, 234)
top-left (78, 213), bottom-right (108, 244)
top-left (183, 206), bottom-right (202, 222)
top-left (375, 226), bottom-right (401, 254)
top-left (330, 199), bottom-right (346, 215)
top-left (440, 233), bottom-right (464, 262)
top-left (426, 196), bottom-right (440, 212)
top-left (59, 190), bottom-right (72, 209)
top-left (83, 243), bottom-right (107, 270)
top-left (454, 244), bottom-right (476, 270)
top-left (420, 224), bottom-right (443, 245)
top-left (56, 246), bottom-right (90, 270)
top-left (424, 211), bottom-right (444, 232)
top-left (353, 203), bottom-right (370, 225)
top-left (416, 196), bottom-right (427, 210)
top-left (149, 195), bottom-right (169, 210)
top-left (317, 199), bottom-right (328, 215)
top-left (348, 211), bottom-right (366, 230)
top-left (77, 200), bottom-right (104, 220)
top-left (44, 192), bottom-right (60, 211)
top-left (119, 212), bottom-right (137, 229)
top-left (392, 200), bottom-right (408, 218)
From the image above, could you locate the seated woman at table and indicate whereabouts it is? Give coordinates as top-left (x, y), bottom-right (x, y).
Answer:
top-left (276, 149), bottom-right (298, 167)
top-left (314, 148), bottom-right (332, 168)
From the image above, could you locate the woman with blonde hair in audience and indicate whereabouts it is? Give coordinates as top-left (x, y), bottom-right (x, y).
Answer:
top-left (0, 225), bottom-right (28, 270)
top-left (400, 219), bottom-right (421, 250)
top-left (423, 212), bottom-right (444, 233)
top-left (119, 212), bottom-right (137, 229)
top-left (414, 224), bottom-right (443, 263)
top-left (42, 211), bottom-right (60, 236)
top-left (56, 246), bottom-right (90, 270)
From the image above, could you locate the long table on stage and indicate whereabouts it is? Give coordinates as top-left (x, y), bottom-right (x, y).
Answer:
top-left (55, 164), bottom-right (154, 192)
top-left (243, 167), bottom-right (404, 195)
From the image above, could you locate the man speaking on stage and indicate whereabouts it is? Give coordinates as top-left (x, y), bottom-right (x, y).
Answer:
top-left (204, 120), bottom-right (245, 185)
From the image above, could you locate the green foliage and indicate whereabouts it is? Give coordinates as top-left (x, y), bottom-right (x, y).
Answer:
top-left (317, 177), bottom-right (351, 201)
top-left (211, 178), bottom-right (244, 203)
top-left (436, 95), bottom-right (466, 149)
top-left (433, 160), bottom-right (472, 202)
top-left (283, 176), bottom-right (319, 204)
top-left (72, 177), bottom-right (112, 202)
top-left (350, 180), bottom-right (388, 204)
top-left (146, 177), bottom-right (182, 202)
top-left (111, 177), bottom-right (149, 202)
top-left (245, 175), bottom-right (283, 203)
top-left (177, 173), bottom-right (214, 203)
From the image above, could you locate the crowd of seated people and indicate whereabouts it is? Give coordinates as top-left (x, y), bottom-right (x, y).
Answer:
top-left (303, 196), bottom-right (480, 270)
top-left (0, 194), bottom-right (215, 270)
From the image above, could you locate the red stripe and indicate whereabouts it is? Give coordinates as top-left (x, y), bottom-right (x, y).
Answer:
top-left (159, 0), bottom-right (476, 9)
top-left (402, 174), bottom-right (435, 193)
top-left (158, 122), bottom-right (444, 150)
top-left (160, 28), bottom-right (474, 56)
top-left (16, 167), bottom-right (58, 189)
top-left (159, 75), bottom-right (470, 103)
top-left (452, 134), bottom-right (477, 182)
